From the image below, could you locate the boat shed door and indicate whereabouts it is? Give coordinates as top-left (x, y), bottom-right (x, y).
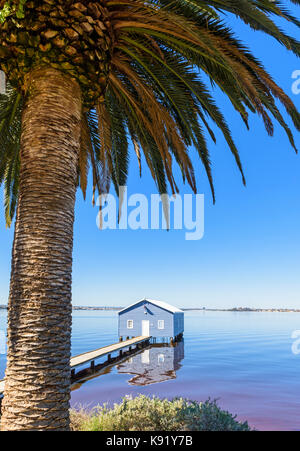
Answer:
top-left (142, 320), bottom-right (150, 336)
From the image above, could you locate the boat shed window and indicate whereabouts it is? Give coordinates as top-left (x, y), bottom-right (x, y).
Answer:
top-left (127, 320), bottom-right (134, 329)
top-left (158, 320), bottom-right (165, 330)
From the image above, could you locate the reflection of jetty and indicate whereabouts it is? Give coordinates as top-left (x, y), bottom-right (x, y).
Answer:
top-left (118, 341), bottom-right (184, 386)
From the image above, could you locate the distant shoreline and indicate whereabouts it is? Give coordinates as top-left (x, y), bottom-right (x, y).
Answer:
top-left (1, 305), bottom-right (299, 313)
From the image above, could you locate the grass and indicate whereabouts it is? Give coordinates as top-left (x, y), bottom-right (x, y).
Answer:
top-left (70, 395), bottom-right (251, 431)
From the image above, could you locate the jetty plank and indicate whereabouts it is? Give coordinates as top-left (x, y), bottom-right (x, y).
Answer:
top-left (70, 336), bottom-right (150, 369)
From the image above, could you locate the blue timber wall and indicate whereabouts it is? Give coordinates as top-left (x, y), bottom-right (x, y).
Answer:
top-left (118, 300), bottom-right (184, 339)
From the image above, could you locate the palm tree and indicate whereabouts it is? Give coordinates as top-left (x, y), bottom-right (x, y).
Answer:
top-left (0, 0), bottom-right (299, 431)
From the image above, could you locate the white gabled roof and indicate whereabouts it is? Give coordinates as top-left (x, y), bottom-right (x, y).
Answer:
top-left (119, 298), bottom-right (183, 314)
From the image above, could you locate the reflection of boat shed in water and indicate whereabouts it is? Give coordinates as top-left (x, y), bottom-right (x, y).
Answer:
top-left (118, 298), bottom-right (184, 342)
top-left (117, 341), bottom-right (184, 386)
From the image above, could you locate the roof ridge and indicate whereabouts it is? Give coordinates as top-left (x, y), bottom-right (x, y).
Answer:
top-left (119, 298), bottom-right (183, 314)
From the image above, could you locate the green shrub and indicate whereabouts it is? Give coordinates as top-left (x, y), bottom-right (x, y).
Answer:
top-left (70, 395), bottom-right (251, 431)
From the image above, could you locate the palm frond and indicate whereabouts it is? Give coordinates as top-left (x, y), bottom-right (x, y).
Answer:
top-left (0, 84), bottom-right (22, 227)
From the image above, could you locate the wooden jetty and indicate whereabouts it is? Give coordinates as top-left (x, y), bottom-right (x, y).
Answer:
top-left (70, 335), bottom-right (150, 379)
top-left (0, 336), bottom-right (151, 404)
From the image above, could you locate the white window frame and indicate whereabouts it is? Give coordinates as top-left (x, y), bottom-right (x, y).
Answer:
top-left (127, 319), bottom-right (134, 329)
top-left (158, 320), bottom-right (165, 330)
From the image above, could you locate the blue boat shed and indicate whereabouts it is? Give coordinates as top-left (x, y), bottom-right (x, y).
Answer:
top-left (118, 298), bottom-right (184, 342)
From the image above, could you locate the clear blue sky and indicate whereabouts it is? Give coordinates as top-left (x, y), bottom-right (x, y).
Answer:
top-left (0, 12), bottom-right (299, 309)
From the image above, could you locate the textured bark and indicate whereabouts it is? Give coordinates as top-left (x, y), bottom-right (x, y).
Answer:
top-left (0, 68), bottom-right (82, 431)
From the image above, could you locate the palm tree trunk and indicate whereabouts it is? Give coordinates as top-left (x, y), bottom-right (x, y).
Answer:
top-left (0, 67), bottom-right (82, 431)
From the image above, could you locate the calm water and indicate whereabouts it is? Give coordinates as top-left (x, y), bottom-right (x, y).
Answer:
top-left (1, 310), bottom-right (300, 431)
